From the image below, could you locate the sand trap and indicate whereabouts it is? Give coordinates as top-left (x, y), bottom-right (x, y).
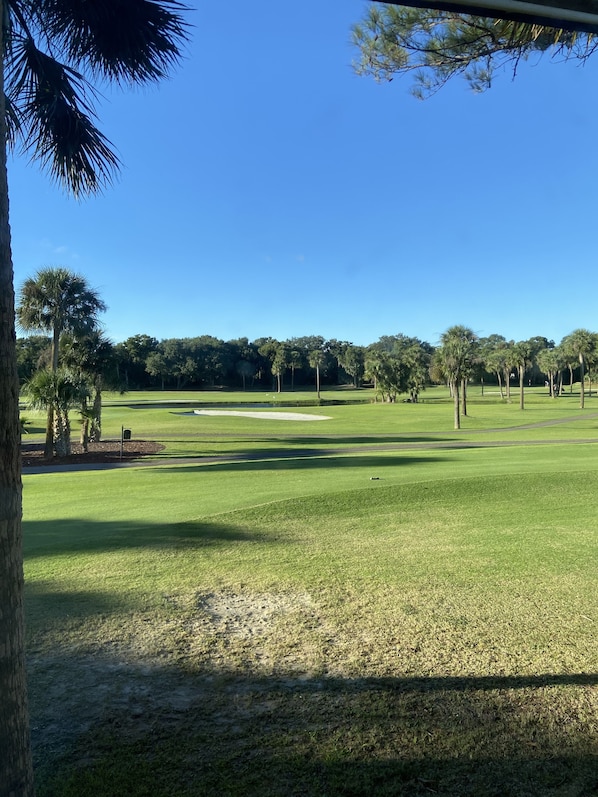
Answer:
top-left (193, 409), bottom-right (331, 421)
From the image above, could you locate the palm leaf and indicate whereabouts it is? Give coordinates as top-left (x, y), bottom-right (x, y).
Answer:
top-left (35, 0), bottom-right (190, 84)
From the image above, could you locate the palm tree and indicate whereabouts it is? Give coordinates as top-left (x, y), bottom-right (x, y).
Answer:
top-left (24, 368), bottom-right (86, 456)
top-left (561, 329), bottom-right (597, 409)
top-left (0, 4), bottom-right (188, 793)
top-left (17, 267), bottom-right (106, 455)
top-left (537, 347), bottom-right (563, 398)
top-left (437, 325), bottom-right (478, 430)
top-left (271, 346), bottom-right (288, 393)
top-left (61, 330), bottom-right (117, 448)
top-left (309, 348), bottom-right (325, 400)
top-left (511, 340), bottom-right (534, 410)
top-left (18, 268), bottom-right (106, 372)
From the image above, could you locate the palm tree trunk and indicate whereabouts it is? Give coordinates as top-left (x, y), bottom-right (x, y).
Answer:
top-left (90, 388), bottom-right (102, 442)
top-left (496, 371), bottom-right (504, 399)
top-left (461, 377), bottom-right (467, 416)
top-left (519, 366), bottom-right (525, 410)
top-left (579, 356), bottom-right (585, 409)
top-left (80, 400), bottom-right (90, 450)
top-left (0, 5), bottom-right (34, 789)
top-left (453, 380), bottom-right (460, 429)
top-left (504, 368), bottom-right (511, 401)
top-left (54, 407), bottom-right (71, 457)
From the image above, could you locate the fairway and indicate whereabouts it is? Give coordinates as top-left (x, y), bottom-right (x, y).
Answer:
top-left (23, 390), bottom-right (598, 796)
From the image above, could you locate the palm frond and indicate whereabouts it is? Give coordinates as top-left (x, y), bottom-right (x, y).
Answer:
top-left (36, 0), bottom-right (190, 84)
top-left (6, 35), bottom-right (120, 194)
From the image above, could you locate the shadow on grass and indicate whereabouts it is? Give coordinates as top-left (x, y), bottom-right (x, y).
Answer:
top-left (156, 453), bottom-right (447, 474)
top-left (30, 654), bottom-right (598, 797)
top-left (24, 517), bottom-right (266, 560)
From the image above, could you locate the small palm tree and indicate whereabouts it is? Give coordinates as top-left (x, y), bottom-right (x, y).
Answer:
top-left (61, 330), bottom-right (117, 447)
top-left (24, 368), bottom-right (86, 457)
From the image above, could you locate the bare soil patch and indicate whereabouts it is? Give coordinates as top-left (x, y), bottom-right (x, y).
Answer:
top-left (21, 440), bottom-right (164, 467)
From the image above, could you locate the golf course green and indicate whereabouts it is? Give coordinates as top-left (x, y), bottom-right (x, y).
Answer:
top-left (23, 387), bottom-right (598, 796)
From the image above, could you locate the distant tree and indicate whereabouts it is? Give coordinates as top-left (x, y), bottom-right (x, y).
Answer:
top-left (352, 5), bottom-right (590, 99)
top-left (115, 334), bottom-right (159, 389)
top-left (338, 343), bottom-right (366, 388)
top-left (308, 348), bottom-right (326, 400)
top-left (236, 359), bottom-right (255, 391)
top-left (16, 335), bottom-right (50, 383)
top-left (537, 346), bottom-right (565, 398)
top-left (511, 340), bottom-right (535, 410)
top-left (145, 350), bottom-right (170, 390)
top-left (561, 329), bottom-right (597, 409)
top-left (364, 348), bottom-right (408, 403)
top-left (271, 346), bottom-right (289, 393)
top-left (436, 325), bottom-right (478, 429)
top-left (480, 334), bottom-right (508, 399)
top-left (288, 348), bottom-right (304, 390)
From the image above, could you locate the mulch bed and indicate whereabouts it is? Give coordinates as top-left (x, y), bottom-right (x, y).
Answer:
top-left (21, 440), bottom-right (165, 467)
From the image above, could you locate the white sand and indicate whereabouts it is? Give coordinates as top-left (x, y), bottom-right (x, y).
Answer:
top-left (193, 409), bottom-right (331, 421)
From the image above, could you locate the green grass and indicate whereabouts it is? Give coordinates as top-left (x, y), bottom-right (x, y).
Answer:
top-left (22, 390), bottom-right (598, 796)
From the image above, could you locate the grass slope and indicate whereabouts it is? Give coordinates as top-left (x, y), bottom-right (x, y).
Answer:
top-left (22, 392), bottom-right (598, 796)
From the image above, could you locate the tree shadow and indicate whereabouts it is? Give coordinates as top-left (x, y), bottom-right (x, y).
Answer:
top-left (24, 517), bottom-right (267, 560)
top-left (30, 653), bottom-right (598, 797)
top-left (156, 453), bottom-right (448, 475)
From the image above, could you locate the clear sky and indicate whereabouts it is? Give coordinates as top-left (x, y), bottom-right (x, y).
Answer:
top-left (9, 1), bottom-right (598, 349)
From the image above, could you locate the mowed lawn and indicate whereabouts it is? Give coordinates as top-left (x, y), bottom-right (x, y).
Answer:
top-left (22, 391), bottom-right (598, 796)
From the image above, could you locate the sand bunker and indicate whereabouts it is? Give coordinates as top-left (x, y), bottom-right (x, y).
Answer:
top-left (193, 409), bottom-right (331, 421)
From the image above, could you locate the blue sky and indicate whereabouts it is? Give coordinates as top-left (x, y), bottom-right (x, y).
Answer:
top-left (9, 1), bottom-right (598, 349)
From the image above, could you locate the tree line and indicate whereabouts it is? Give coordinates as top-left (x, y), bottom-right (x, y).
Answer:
top-left (17, 268), bottom-right (598, 450)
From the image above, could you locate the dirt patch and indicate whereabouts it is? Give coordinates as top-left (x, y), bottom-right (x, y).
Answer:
top-left (21, 440), bottom-right (164, 467)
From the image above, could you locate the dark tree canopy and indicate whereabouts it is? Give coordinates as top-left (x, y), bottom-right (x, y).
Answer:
top-left (352, 4), bottom-right (597, 97)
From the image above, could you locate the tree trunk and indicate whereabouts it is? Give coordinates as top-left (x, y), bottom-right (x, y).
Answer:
top-left (519, 365), bottom-right (525, 410)
top-left (496, 371), bottom-right (504, 399)
top-left (80, 400), bottom-right (90, 451)
top-left (453, 380), bottom-right (460, 429)
top-left (503, 368), bottom-right (511, 401)
top-left (0, 2), bottom-right (34, 788)
top-left (90, 387), bottom-right (102, 442)
top-left (316, 366), bottom-right (321, 400)
top-left (579, 355), bottom-right (585, 409)
top-left (54, 407), bottom-right (71, 457)
top-left (461, 377), bottom-right (467, 416)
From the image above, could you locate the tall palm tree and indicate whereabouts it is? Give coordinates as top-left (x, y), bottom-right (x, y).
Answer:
top-left (18, 267), bottom-right (106, 371)
top-left (437, 325), bottom-right (478, 430)
top-left (512, 340), bottom-right (534, 410)
top-left (0, 4), bottom-right (188, 794)
top-left (561, 329), bottom-right (597, 409)
top-left (309, 348), bottom-right (325, 400)
top-left (17, 267), bottom-right (106, 455)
